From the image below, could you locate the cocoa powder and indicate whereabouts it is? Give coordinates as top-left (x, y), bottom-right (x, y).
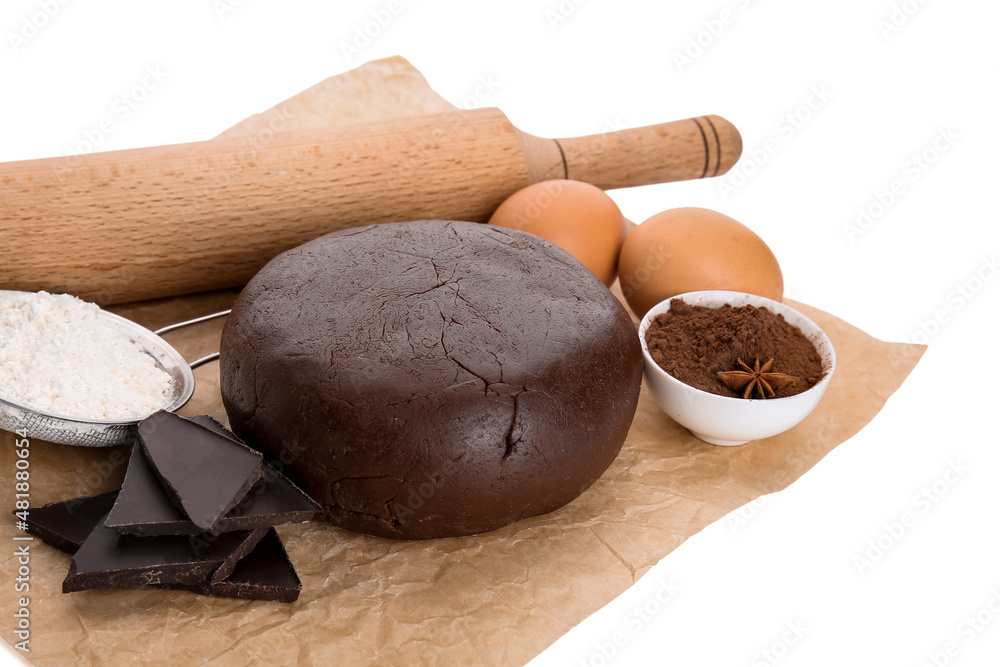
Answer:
top-left (644, 299), bottom-right (825, 399)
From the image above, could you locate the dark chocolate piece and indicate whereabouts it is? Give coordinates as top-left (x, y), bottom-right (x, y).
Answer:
top-left (221, 220), bottom-right (643, 539)
top-left (171, 528), bottom-right (301, 602)
top-left (105, 440), bottom-right (318, 537)
top-left (138, 411), bottom-right (263, 531)
top-left (187, 414), bottom-right (240, 441)
top-left (63, 515), bottom-right (260, 593)
top-left (18, 492), bottom-right (118, 554)
top-left (208, 527), bottom-right (268, 584)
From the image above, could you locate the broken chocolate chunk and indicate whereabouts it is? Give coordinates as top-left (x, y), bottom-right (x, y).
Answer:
top-left (187, 414), bottom-right (240, 442)
top-left (209, 527), bottom-right (268, 584)
top-left (170, 528), bottom-right (302, 602)
top-left (17, 492), bottom-right (118, 554)
top-left (63, 515), bottom-right (261, 593)
top-left (105, 440), bottom-right (318, 537)
top-left (138, 411), bottom-right (263, 531)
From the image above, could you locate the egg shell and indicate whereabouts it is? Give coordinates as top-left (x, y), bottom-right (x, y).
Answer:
top-left (487, 180), bottom-right (626, 286)
top-left (618, 207), bottom-right (783, 317)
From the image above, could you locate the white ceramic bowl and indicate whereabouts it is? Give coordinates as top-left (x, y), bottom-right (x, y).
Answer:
top-left (638, 291), bottom-right (836, 446)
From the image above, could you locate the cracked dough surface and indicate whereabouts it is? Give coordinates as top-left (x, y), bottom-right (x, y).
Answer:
top-left (220, 220), bottom-right (642, 539)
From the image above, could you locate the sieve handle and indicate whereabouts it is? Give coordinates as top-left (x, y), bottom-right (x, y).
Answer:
top-left (188, 353), bottom-right (220, 370)
top-left (154, 309), bottom-right (231, 370)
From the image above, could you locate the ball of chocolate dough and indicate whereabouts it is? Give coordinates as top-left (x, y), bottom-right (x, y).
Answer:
top-left (220, 220), bottom-right (642, 539)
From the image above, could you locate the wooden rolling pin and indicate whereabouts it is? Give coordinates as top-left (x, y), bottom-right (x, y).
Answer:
top-left (0, 108), bottom-right (741, 304)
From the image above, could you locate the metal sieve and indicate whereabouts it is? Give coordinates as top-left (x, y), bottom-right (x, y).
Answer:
top-left (0, 290), bottom-right (230, 447)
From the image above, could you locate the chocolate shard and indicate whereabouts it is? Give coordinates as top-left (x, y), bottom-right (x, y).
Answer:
top-left (187, 415), bottom-right (240, 441)
top-left (103, 445), bottom-right (182, 534)
top-left (186, 415), bottom-right (321, 529)
top-left (138, 411), bottom-right (263, 531)
top-left (63, 515), bottom-right (262, 593)
top-left (17, 492), bottom-right (118, 554)
top-left (209, 527), bottom-right (268, 584)
top-left (169, 528), bottom-right (302, 602)
top-left (105, 436), bottom-right (318, 538)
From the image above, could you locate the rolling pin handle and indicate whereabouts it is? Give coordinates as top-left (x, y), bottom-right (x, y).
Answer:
top-left (551, 114), bottom-right (742, 191)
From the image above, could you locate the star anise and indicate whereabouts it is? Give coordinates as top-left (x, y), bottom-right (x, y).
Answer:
top-left (717, 358), bottom-right (799, 399)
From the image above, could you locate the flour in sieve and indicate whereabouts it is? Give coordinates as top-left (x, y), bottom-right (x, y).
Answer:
top-left (0, 291), bottom-right (172, 420)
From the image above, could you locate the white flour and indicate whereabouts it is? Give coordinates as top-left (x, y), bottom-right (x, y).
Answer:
top-left (0, 291), bottom-right (172, 420)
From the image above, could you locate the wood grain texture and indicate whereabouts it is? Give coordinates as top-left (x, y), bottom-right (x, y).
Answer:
top-left (557, 114), bottom-right (742, 189)
top-left (0, 108), bottom-right (741, 304)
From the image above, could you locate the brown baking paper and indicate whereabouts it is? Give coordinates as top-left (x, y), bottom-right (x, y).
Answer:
top-left (0, 58), bottom-right (925, 666)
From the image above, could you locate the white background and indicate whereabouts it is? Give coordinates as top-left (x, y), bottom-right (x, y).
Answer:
top-left (1, 1), bottom-right (998, 665)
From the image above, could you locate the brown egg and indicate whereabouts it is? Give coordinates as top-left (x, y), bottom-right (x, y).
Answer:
top-left (488, 180), bottom-right (626, 286)
top-left (618, 207), bottom-right (783, 317)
